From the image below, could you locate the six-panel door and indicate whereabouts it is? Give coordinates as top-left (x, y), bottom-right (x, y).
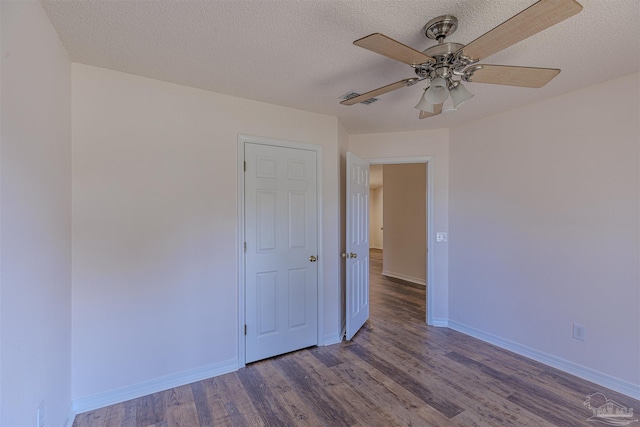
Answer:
top-left (244, 142), bottom-right (318, 363)
top-left (345, 152), bottom-right (370, 340)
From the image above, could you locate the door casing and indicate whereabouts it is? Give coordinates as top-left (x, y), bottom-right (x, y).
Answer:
top-left (237, 134), bottom-right (324, 368)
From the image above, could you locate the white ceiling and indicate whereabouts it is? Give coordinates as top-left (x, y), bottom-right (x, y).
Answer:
top-left (41, 0), bottom-right (640, 135)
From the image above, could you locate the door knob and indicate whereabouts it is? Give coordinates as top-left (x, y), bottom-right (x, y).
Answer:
top-left (341, 253), bottom-right (347, 258)
top-left (309, 255), bottom-right (317, 262)
top-left (350, 252), bottom-right (357, 259)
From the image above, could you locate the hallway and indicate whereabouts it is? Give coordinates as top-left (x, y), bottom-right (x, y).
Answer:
top-left (369, 248), bottom-right (426, 325)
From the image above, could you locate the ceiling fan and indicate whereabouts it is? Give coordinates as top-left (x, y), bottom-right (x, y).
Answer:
top-left (340, 0), bottom-right (583, 119)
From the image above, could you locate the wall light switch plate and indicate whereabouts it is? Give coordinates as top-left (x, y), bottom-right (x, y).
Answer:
top-left (436, 232), bottom-right (448, 243)
top-left (573, 323), bottom-right (586, 341)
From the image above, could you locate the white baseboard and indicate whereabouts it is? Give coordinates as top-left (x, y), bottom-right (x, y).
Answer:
top-left (381, 270), bottom-right (426, 287)
top-left (63, 402), bottom-right (76, 427)
top-left (448, 320), bottom-right (640, 400)
top-left (324, 331), bottom-right (343, 346)
top-left (72, 358), bottom-right (238, 415)
top-left (323, 318), bottom-right (347, 345)
top-left (430, 317), bottom-right (449, 328)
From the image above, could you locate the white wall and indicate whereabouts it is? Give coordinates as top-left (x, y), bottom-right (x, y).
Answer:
top-left (382, 164), bottom-right (426, 285)
top-left (71, 64), bottom-right (341, 403)
top-left (449, 72), bottom-right (640, 395)
top-left (1, 1), bottom-right (72, 425)
top-left (349, 128), bottom-right (449, 324)
top-left (369, 187), bottom-right (383, 249)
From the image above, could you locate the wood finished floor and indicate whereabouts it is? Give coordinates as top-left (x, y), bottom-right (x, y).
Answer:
top-left (73, 249), bottom-right (639, 427)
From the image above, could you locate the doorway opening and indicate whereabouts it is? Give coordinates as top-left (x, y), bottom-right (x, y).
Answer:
top-left (369, 157), bottom-right (433, 324)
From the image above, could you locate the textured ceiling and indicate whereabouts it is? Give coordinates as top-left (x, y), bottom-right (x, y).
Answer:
top-left (42, 0), bottom-right (640, 135)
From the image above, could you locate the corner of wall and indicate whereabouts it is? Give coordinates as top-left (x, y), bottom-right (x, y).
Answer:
top-left (1, 1), bottom-right (73, 425)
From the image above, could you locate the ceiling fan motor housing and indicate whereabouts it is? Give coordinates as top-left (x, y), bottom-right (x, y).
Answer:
top-left (415, 40), bottom-right (467, 81)
top-left (425, 15), bottom-right (458, 41)
top-left (416, 15), bottom-right (474, 82)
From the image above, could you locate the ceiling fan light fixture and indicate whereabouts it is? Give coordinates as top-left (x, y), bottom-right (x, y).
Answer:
top-left (414, 89), bottom-right (438, 113)
top-left (449, 81), bottom-right (474, 109)
top-left (425, 77), bottom-right (449, 104)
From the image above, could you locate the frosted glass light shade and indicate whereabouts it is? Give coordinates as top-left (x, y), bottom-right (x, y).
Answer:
top-left (414, 90), bottom-right (438, 113)
top-left (450, 82), bottom-right (474, 109)
top-left (425, 77), bottom-right (449, 104)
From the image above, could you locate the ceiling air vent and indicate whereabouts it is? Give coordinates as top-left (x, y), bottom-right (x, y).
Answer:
top-left (340, 91), bottom-right (378, 105)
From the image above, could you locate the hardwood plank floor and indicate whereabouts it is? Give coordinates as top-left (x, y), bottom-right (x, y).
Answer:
top-left (73, 249), bottom-right (639, 426)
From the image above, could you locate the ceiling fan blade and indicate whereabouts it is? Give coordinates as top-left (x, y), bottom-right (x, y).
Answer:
top-left (418, 103), bottom-right (443, 119)
top-left (458, 0), bottom-right (582, 61)
top-left (466, 64), bottom-right (560, 88)
top-left (354, 33), bottom-right (434, 66)
top-left (340, 78), bottom-right (419, 106)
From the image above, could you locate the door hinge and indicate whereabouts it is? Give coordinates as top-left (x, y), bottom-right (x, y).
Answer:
top-left (244, 324), bottom-right (247, 335)
top-left (244, 161), bottom-right (246, 172)
top-left (244, 242), bottom-right (247, 252)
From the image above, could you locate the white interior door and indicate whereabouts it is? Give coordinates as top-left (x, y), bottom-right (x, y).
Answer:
top-left (345, 152), bottom-right (370, 340)
top-left (245, 142), bottom-right (318, 363)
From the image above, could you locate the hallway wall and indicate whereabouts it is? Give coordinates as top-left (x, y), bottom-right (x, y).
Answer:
top-left (369, 186), bottom-right (383, 250)
top-left (382, 164), bottom-right (426, 285)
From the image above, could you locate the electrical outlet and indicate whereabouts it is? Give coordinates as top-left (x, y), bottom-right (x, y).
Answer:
top-left (37, 401), bottom-right (44, 427)
top-left (436, 232), bottom-right (448, 243)
top-left (573, 323), bottom-right (586, 341)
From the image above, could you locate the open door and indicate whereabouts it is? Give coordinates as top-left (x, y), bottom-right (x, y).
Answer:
top-left (345, 152), bottom-right (370, 340)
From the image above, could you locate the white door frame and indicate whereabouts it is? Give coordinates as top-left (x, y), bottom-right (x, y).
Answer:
top-left (368, 156), bottom-right (435, 326)
top-left (237, 134), bottom-right (324, 368)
